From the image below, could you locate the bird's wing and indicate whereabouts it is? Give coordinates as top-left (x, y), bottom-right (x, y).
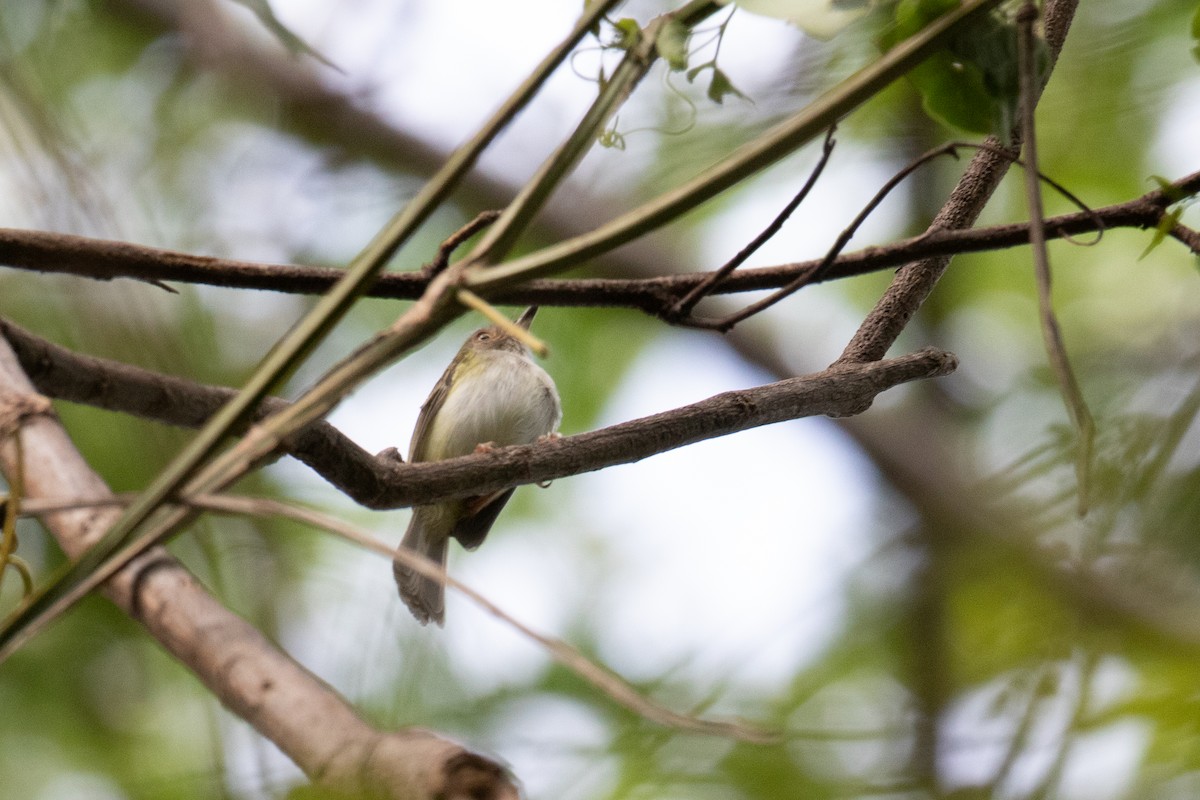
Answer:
top-left (452, 488), bottom-right (516, 550)
top-left (408, 357), bottom-right (458, 462)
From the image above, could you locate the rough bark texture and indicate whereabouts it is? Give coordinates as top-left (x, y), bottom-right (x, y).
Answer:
top-left (838, 0), bottom-right (1082, 365)
top-left (4, 315), bottom-right (957, 508)
top-left (0, 336), bottom-right (516, 800)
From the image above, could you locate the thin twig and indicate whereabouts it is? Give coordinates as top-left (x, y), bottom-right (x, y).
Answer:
top-left (424, 210), bottom-right (502, 277)
top-left (686, 139), bottom-right (1099, 332)
top-left (0, 0), bottom-right (629, 663)
top-left (200, 494), bottom-right (779, 744)
top-left (4, 171), bottom-right (1196, 311)
top-left (837, 0), bottom-right (1081, 365)
top-left (13, 490), bottom-right (777, 743)
top-left (668, 127), bottom-right (838, 318)
top-left (691, 143), bottom-right (970, 331)
top-left (1017, 0), bottom-right (1093, 515)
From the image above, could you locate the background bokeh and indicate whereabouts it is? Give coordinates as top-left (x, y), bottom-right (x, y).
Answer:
top-left (2, 1), bottom-right (1200, 798)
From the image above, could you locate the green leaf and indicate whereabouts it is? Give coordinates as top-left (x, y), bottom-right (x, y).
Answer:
top-left (883, 2), bottom-right (1037, 140)
top-left (706, 67), bottom-right (749, 104)
top-left (684, 62), bottom-right (749, 105)
top-left (612, 18), bottom-right (642, 50)
top-left (1150, 174), bottom-right (1186, 204)
top-left (655, 19), bottom-right (691, 71)
top-left (882, 0), bottom-right (960, 50)
top-left (1139, 208), bottom-right (1182, 261)
top-left (907, 52), bottom-right (997, 134)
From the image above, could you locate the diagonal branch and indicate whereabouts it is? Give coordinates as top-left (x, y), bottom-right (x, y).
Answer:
top-left (0, 317), bottom-right (392, 499)
top-left (0, 334), bottom-right (517, 800)
top-left (0, 0), bottom-right (631, 665)
top-left (837, 0), bottom-right (1081, 365)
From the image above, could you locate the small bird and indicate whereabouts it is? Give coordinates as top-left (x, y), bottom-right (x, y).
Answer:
top-left (394, 307), bottom-right (561, 625)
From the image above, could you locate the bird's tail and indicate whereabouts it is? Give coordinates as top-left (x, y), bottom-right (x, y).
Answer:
top-left (394, 508), bottom-right (450, 626)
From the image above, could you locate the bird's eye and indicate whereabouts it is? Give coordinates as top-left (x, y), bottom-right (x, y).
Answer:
top-left (476, 332), bottom-right (491, 342)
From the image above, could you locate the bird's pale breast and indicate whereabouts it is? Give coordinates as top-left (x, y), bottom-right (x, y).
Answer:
top-left (423, 349), bottom-right (560, 461)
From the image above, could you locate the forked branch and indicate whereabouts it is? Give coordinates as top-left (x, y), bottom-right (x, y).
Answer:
top-left (0, 336), bottom-right (518, 800)
top-left (1, 317), bottom-right (956, 511)
top-left (2, 172), bottom-right (1195, 317)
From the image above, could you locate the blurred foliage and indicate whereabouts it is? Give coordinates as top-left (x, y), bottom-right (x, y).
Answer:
top-left (880, 0), bottom-right (1040, 141)
top-left (1, 1), bottom-right (1200, 799)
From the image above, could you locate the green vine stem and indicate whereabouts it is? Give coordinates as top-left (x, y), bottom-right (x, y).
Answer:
top-left (468, 0), bottom-right (1006, 292)
top-left (0, 0), bottom-right (624, 662)
top-left (0, 0), bottom-right (1007, 660)
top-left (468, 0), bottom-right (726, 265)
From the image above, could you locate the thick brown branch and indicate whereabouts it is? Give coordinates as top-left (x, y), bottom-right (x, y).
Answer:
top-left (1170, 223), bottom-right (1200, 252)
top-left (363, 347), bottom-right (958, 508)
top-left (838, 0), bottom-right (1081, 364)
top-left (0, 336), bottom-right (517, 800)
top-left (3, 317), bottom-right (954, 509)
top-left (4, 315), bottom-right (953, 508)
top-left (0, 318), bottom-right (394, 503)
top-left (3, 169), bottom-right (1197, 315)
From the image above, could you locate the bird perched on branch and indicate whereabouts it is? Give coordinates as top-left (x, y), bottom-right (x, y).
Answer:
top-left (394, 306), bottom-right (561, 625)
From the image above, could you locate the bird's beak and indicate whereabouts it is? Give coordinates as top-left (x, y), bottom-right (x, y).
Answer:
top-left (516, 306), bottom-right (538, 330)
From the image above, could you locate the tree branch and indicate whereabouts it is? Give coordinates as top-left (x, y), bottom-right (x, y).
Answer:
top-left (0, 335), bottom-right (517, 800)
top-left (3, 168), bottom-right (1197, 315)
top-left (668, 126), bottom-right (839, 318)
top-left (0, 318), bottom-right (394, 501)
top-left (363, 347), bottom-right (959, 508)
top-left (838, 0), bottom-right (1081, 365)
top-left (1, 317), bottom-right (956, 509)
top-left (1016, 1), bottom-right (1093, 512)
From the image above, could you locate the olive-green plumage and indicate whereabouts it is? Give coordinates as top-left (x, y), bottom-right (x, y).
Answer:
top-left (394, 307), bottom-right (561, 625)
